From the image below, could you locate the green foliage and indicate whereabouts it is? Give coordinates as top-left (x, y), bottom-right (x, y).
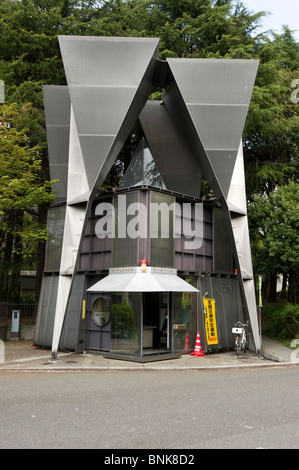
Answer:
top-left (243, 28), bottom-right (299, 197)
top-left (262, 303), bottom-right (299, 340)
top-left (0, 102), bottom-right (55, 300)
top-left (111, 303), bottom-right (136, 338)
top-left (248, 181), bottom-right (299, 302)
top-left (0, 103), bottom-right (54, 229)
top-left (0, 0), bottom-right (298, 305)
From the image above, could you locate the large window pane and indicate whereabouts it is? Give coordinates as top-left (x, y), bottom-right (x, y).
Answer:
top-left (112, 192), bottom-right (139, 266)
top-left (173, 277), bottom-right (197, 352)
top-left (150, 191), bottom-right (174, 267)
top-left (110, 292), bottom-right (139, 354)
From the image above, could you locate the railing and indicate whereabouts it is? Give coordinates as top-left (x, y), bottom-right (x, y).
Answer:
top-left (8, 304), bottom-right (38, 322)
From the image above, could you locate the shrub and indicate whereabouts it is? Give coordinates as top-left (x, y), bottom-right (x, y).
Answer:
top-left (262, 303), bottom-right (299, 339)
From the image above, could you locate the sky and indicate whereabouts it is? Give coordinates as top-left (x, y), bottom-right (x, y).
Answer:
top-left (236, 0), bottom-right (299, 41)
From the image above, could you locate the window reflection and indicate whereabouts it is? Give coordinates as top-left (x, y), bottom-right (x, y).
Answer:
top-left (110, 293), bottom-right (138, 354)
top-left (173, 277), bottom-right (197, 352)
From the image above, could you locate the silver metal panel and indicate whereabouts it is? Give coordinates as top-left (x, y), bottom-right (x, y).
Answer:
top-left (34, 275), bottom-right (59, 348)
top-left (50, 203), bottom-right (87, 356)
top-left (206, 150), bottom-right (239, 201)
top-left (87, 268), bottom-right (199, 293)
top-left (187, 105), bottom-right (248, 151)
top-left (59, 35), bottom-right (159, 193)
top-left (164, 58), bottom-right (260, 352)
top-left (43, 85), bottom-right (71, 125)
top-left (78, 135), bottom-right (114, 188)
top-left (163, 68), bottom-right (223, 202)
top-left (227, 141), bottom-right (247, 215)
top-left (69, 86), bottom-right (136, 136)
top-left (58, 36), bottom-right (160, 87)
top-left (50, 36), bottom-right (160, 358)
top-left (139, 101), bottom-right (202, 197)
top-left (231, 214), bottom-right (254, 279)
top-left (59, 204), bottom-right (87, 275)
top-left (67, 107), bottom-right (90, 203)
top-left (60, 274), bottom-right (86, 350)
top-left (51, 274), bottom-right (72, 357)
top-left (46, 126), bottom-right (70, 165)
top-left (166, 58), bottom-right (259, 199)
top-left (166, 59), bottom-right (258, 105)
top-left (48, 165), bottom-right (68, 202)
top-left (243, 279), bottom-right (261, 351)
top-left (43, 86), bottom-right (70, 203)
top-left (43, 37), bottom-right (261, 357)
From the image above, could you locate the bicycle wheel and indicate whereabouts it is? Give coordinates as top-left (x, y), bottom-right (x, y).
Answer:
top-left (235, 335), bottom-right (241, 356)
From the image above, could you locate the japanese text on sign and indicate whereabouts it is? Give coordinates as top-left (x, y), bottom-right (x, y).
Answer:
top-left (203, 298), bottom-right (218, 345)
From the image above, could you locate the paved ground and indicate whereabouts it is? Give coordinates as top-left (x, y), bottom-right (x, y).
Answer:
top-left (1, 367), bottom-right (298, 449)
top-left (0, 336), bottom-right (298, 371)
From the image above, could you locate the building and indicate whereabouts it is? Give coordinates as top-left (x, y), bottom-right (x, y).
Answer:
top-left (34, 36), bottom-right (260, 362)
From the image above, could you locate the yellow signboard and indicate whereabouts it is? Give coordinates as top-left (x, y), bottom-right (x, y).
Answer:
top-left (203, 298), bottom-right (218, 345)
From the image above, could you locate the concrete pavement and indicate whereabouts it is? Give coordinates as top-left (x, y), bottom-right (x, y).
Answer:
top-left (0, 336), bottom-right (298, 371)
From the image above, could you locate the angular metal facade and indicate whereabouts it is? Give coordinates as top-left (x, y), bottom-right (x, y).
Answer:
top-left (35, 36), bottom-right (260, 358)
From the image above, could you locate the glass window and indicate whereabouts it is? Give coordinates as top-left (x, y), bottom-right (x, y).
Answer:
top-left (93, 297), bottom-right (111, 327)
top-left (173, 277), bottom-right (197, 352)
top-left (150, 191), bottom-right (174, 267)
top-left (112, 191), bottom-right (139, 266)
top-left (110, 293), bottom-right (139, 354)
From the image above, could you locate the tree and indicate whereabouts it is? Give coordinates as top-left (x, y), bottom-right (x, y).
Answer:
top-left (248, 181), bottom-right (299, 303)
top-left (243, 27), bottom-right (299, 199)
top-left (0, 103), bottom-right (54, 301)
top-left (0, 0), bottom-right (298, 307)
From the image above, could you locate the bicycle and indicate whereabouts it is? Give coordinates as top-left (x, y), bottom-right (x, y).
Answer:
top-left (232, 321), bottom-right (249, 355)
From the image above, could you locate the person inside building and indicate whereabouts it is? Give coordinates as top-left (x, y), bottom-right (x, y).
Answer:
top-left (155, 314), bottom-right (168, 348)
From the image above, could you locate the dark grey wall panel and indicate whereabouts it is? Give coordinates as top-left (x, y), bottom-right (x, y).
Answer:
top-left (34, 276), bottom-right (59, 347)
top-left (140, 101), bottom-right (202, 198)
top-left (45, 206), bottom-right (66, 273)
top-left (60, 274), bottom-right (86, 351)
top-left (199, 276), bottom-right (243, 350)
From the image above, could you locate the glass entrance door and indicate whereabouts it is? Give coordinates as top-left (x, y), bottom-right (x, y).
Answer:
top-left (143, 292), bottom-right (171, 353)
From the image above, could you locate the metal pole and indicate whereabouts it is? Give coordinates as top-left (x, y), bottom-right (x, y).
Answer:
top-left (140, 293), bottom-right (143, 357)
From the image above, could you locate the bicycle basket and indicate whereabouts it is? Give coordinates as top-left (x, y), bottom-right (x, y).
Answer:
top-left (232, 327), bottom-right (244, 334)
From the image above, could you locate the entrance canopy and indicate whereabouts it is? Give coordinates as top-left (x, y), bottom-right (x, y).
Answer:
top-left (87, 266), bottom-right (199, 293)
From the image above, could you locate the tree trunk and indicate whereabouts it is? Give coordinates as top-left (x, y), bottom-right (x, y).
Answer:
top-left (268, 273), bottom-right (277, 303)
top-left (35, 203), bottom-right (48, 304)
top-left (10, 211), bottom-right (23, 302)
top-left (0, 225), bottom-right (14, 300)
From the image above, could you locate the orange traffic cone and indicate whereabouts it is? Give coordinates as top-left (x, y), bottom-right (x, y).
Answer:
top-left (184, 331), bottom-right (191, 351)
top-left (190, 331), bottom-right (205, 357)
